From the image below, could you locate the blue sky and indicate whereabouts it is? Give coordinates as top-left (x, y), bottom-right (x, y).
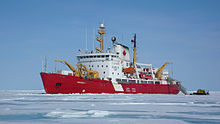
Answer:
top-left (0, 0), bottom-right (220, 90)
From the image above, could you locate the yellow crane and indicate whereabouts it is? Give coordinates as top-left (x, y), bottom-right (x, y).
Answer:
top-left (77, 64), bottom-right (99, 79)
top-left (55, 60), bottom-right (80, 77)
top-left (76, 64), bottom-right (85, 77)
top-left (155, 62), bottom-right (173, 79)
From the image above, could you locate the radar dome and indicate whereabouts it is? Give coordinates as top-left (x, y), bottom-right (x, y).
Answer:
top-left (111, 36), bottom-right (116, 43)
top-left (100, 24), bottom-right (105, 29)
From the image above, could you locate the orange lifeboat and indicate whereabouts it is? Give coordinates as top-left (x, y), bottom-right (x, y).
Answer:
top-left (123, 67), bottom-right (136, 73)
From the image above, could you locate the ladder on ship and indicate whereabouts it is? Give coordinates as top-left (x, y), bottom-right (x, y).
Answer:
top-left (167, 78), bottom-right (188, 95)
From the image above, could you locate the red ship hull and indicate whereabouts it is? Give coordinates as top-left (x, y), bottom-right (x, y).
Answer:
top-left (40, 72), bottom-right (179, 94)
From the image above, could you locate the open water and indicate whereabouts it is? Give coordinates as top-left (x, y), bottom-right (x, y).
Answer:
top-left (0, 90), bottom-right (219, 124)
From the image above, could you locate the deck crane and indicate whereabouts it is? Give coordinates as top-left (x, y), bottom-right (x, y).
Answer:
top-left (55, 60), bottom-right (80, 77)
top-left (155, 62), bottom-right (173, 79)
top-left (77, 64), bottom-right (99, 79)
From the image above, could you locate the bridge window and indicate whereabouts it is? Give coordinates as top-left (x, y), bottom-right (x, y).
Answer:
top-left (116, 78), bottom-right (121, 82)
top-left (129, 80), bottom-right (136, 83)
top-left (149, 81), bottom-right (153, 84)
top-left (142, 81), bottom-right (147, 83)
top-left (122, 79), bottom-right (127, 82)
top-left (155, 81), bottom-right (160, 84)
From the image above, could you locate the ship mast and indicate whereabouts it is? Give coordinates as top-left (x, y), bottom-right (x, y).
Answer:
top-left (132, 34), bottom-right (137, 65)
top-left (96, 24), bottom-right (105, 53)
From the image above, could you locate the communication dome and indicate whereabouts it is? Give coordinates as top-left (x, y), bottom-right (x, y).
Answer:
top-left (111, 36), bottom-right (116, 43)
top-left (100, 24), bottom-right (105, 29)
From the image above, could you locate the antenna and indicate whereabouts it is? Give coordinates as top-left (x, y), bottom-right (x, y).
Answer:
top-left (44, 56), bottom-right (47, 72)
top-left (54, 60), bottom-right (57, 73)
top-left (172, 63), bottom-right (174, 77)
top-left (93, 27), bottom-right (95, 51)
top-left (41, 58), bottom-right (43, 72)
top-left (85, 28), bottom-right (88, 51)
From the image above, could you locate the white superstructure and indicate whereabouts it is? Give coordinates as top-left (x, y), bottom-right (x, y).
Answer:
top-left (77, 43), bottom-right (131, 80)
top-left (75, 24), bottom-right (175, 85)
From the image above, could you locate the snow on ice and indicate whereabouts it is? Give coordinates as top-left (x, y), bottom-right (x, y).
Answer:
top-left (0, 90), bottom-right (220, 124)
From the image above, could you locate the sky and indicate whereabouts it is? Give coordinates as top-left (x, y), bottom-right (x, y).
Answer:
top-left (0, 0), bottom-right (220, 91)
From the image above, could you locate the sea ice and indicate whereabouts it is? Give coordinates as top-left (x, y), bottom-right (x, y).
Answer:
top-left (0, 90), bottom-right (219, 124)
